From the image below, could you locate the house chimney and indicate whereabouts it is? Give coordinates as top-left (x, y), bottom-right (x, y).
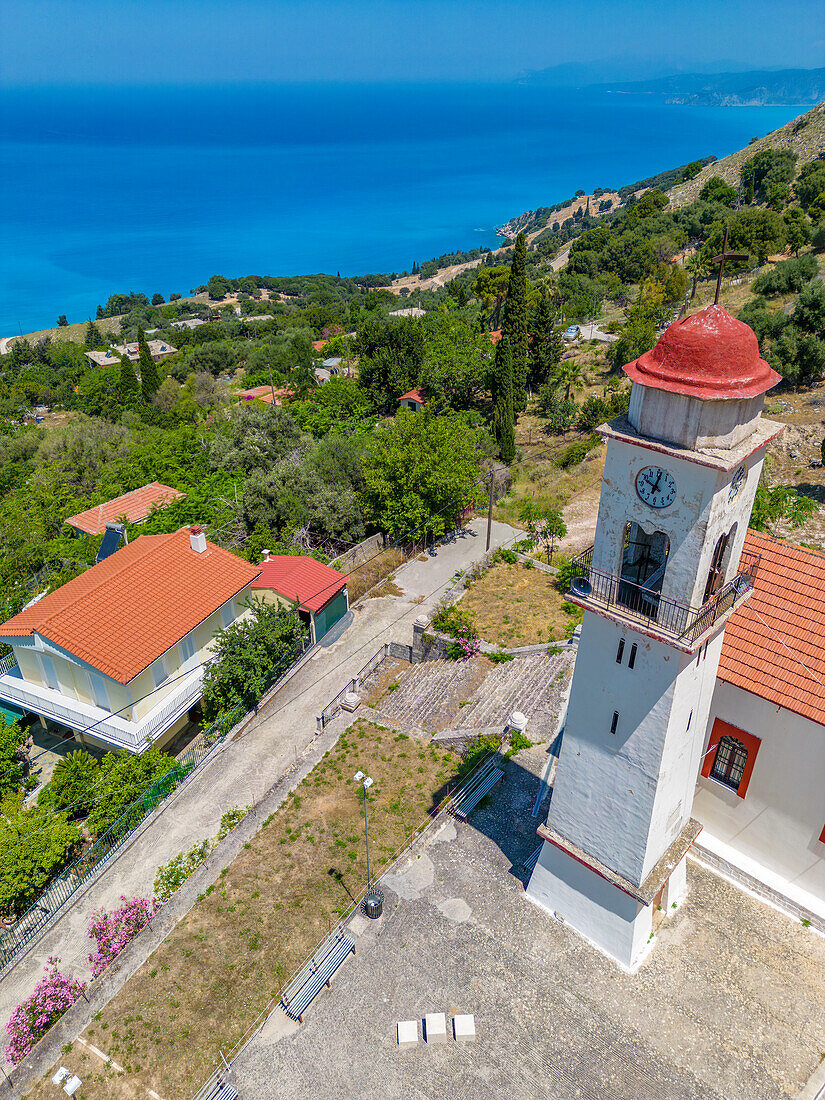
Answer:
top-left (190, 525), bottom-right (207, 554)
top-left (261, 549), bottom-right (271, 562)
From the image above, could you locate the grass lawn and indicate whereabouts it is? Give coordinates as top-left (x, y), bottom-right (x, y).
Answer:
top-left (461, 561), bottom-right (581, 646)
top-left (27, 722), bottom-right (462, 1099)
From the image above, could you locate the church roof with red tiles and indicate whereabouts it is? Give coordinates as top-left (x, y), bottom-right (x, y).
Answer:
top-left (719, 530), bottom-right (825, 725)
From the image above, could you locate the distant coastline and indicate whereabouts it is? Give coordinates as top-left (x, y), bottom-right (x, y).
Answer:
top-left (0, 82), bottom-right (803, 335)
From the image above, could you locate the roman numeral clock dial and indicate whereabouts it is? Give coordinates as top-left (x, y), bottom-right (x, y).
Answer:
top-left (635, 465), bottom-right (676, 508)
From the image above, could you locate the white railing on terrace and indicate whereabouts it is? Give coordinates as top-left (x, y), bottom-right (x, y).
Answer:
top-left (0, 665), bottom-right (204, 751)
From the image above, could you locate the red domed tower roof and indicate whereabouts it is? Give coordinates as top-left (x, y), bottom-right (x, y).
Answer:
top-left (623, 304), bottom-right (780, 400)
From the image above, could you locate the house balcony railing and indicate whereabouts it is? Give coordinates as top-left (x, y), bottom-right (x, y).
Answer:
top-left (0, 658), bottom-right (204, 752)
top-left (568, 547), bottom-right (760, 647)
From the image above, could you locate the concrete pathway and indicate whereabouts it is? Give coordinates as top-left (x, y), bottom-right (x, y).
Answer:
top-left (0, 518), bottom-right (520, 1037)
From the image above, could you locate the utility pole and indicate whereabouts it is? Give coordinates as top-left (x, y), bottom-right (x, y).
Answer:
top-left (485, 467), bottom-right (495, 552)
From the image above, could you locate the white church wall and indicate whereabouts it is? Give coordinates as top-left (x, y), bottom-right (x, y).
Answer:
top-left (527, 841), bottom-right (652, 971)
top-left (591, 437), bottom-right (764, 612)
top-left (694, 680), bottom-right (825, 915)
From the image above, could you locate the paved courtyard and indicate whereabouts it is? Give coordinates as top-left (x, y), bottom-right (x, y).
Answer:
top-left (232, 739), bottom-right (825, 1100)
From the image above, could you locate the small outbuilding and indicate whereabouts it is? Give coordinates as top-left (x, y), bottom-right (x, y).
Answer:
top-left (398, 387), bottom-right (425, 411)
top-left (252, 553), bottom-right (349, 644)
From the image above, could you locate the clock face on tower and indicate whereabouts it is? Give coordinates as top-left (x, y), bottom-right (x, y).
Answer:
top-left (729, 464), bottom-right (746, 503)
top-left (635, 465), bottom-right (677, 509)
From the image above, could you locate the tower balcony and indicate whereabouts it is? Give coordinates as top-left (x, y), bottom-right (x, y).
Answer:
top-left (567, 547), bottom-right (760, 650)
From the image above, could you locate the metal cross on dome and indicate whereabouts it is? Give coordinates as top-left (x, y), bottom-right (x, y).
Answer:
top-left (710, 225), bottom-right (748, 306)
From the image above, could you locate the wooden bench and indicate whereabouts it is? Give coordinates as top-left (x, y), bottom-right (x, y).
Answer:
top-left (448, 758), bottom-right (505, 821)
top-left (281, 927), bottom-right (356, 1022)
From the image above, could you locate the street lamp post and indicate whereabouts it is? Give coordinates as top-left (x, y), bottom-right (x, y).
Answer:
top-left (354, 771), bottom-right (383, 918)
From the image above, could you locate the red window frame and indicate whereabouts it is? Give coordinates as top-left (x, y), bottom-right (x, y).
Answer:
top-left (701, 718), bottom-right (761, 799)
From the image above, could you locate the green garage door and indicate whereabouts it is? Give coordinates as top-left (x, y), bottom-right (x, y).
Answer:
top-left (313, 589), bottom-right (349, 642)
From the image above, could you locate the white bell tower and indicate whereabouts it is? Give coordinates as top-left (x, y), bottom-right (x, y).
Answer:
top-left (526, 305), bottom-right (784, 970)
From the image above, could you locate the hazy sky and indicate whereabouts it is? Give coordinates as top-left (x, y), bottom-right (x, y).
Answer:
top-left (1, 0), bottom-right (822, 85)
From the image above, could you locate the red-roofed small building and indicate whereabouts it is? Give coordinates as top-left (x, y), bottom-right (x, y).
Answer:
top-left (65, 482), bottom-right (185, 536)
top-left (236, 385), bottom-right (294, 406)
top-left (251, 552), bottom-right (349, 644)
top-left (694, 529), bottom-right (825, 924)
top-left (398, 387), bottom-right (425, 411)
top-left (0, 527), bottom-right (261, 753)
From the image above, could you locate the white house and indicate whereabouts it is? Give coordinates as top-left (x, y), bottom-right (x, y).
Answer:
top-left (694, 530), bottom-right (825, 928)
top-left (0, 527), bottom-right (260, 754)
top-left (84, 340), bottom-right (178, 369)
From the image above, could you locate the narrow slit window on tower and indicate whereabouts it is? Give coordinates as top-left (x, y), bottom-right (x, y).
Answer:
top-left (610, 711), bottom-right (619, 735)
top-left (616, 639), bottom-right (625, 663)
top-left (628, 644), bottom-right (637, 669)
top-left (687, 710), bottom-right (693, 731)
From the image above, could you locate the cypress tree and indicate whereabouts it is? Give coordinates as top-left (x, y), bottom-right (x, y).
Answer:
top-left (501, 232), bottom-right (528, 414)
top-left (118, 352), bottom-right (140, 407)
top-left (138, 327), bottom-right (160, 400)
top-left (491, 338), bottom-right (515, 464)
top-left (84, 319), bottom-right (103, 349)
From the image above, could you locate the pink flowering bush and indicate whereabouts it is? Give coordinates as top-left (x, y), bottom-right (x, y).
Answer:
top-left (447, 626), bottom-right (481, 660)
top-left (5, 958), bottom-right (86, 1066)
top-left (87, 895), bottom-right (159, 979)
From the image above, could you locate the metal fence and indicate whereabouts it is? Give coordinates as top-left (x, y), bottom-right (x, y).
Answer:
top-left (316, 642), bottom-right (412, 731)
top-left (570, 546), bottom-right (760, 645)
top-left (0, 641), bottom-right (308, 975)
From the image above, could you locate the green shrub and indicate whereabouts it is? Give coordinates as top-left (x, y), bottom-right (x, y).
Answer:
top-left (85, 748), bottom-right (176, 839)
top-left (217, 805), bottom-right (248, 841)
top-left (555, 433), bottom-right (601, 469)
top-left (153, 839), bottom-right (211, 903)
top-left (430, 602), bottom-right (477, 639)
top-left (38, 750), bottom-right (99, 819)
top-left (492, 547), bottom-right (518, 565)
top-left (507, 730), bottom-right (533, 754)
top-left (461, 733), bottom-right (502, 776)
top-left (0, 807), bottom-right (81, 917)
top-left (488, 650), bottom-right (515, 664)
top-left (554, 559), bottom-right (577, 594)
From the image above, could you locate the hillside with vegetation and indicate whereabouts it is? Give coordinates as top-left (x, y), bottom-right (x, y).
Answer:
top-left (1, 99), bottom-right (824, 642)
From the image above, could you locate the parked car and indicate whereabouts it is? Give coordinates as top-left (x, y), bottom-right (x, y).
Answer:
top-left (563, 325), bottom-right (580, 342)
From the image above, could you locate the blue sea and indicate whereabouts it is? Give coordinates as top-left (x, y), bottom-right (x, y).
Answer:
top-left (0, 83), bottom-right (801, 334)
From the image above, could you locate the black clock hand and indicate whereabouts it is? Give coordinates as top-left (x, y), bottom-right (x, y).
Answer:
top-left (651, 471), bottom-right (663, 493)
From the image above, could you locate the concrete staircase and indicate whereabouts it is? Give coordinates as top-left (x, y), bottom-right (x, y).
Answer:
top-left (452, 652), bottom-right (573, 740)
top-left (377, 658), bottom-right (490, 731)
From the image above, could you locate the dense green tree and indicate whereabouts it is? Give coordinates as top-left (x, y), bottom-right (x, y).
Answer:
top-left (0, 720), bottom-right (30, 800)
top-left (528, 290), bottom-right (564, 388)
top-left (201, 600), bottom-right (306, 722)
top-left (56, 315), bottom-right (68, 327)
top-left (491, 339), bottom-right (515, 464)
top-left (138, 328), bottom-right (160, 400)
top-left (361, 410), bottom-right (486, 540)
top-left (152, 293), bottom-right (165, 305)
top-left (783, 208), bottom-right (812, 256)
top-left (808, 192), bottom-right (825, 224)
top-left (207, 275), bottom-right (233, 300)
top-left (740, 149), bottom-right (796, 205)
top-left (518, 499), bottom-right (567, 563)
top-left (417, 315), bottom-right (488, 412)
top-left (118, 353), bottom-right (140, 407)
top-left (85, 748), bottom-right (176, 838)
top-left (698, 176), bottom-right (737, 207)
top-left (242, 462), bottom-right (365, 547)
top-left (472, 265), bottom-right (510, 328)
top-left (84, 319), bottom-right (105, 350)
top-left (38, 750), bottom-right (99, 819)
top-left (209, 403), bottom-right (302, 474)
top-left (752, 255), bottom-right (818, 296)
top-left (357, 317), bottom-right (425, 412)
top-left (501, 233), bottom-right (529, 412)
top-left (794, 162), bottom-right (825, 210)
top-left (750, 480), bottom-right (818, 533)
top-left (0, 806), bottom-right (80, 916)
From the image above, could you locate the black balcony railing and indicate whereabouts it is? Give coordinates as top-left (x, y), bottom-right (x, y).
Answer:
top-left (568, 547), bottom-right (760, 646)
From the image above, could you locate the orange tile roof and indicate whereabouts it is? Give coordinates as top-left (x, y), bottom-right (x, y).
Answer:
top-left (251, 555), bottom-right (347, 613)
top-left (719, 530), bottom-right (825, 725)
top-left (65, 482), bottom-right (185, 535)
top-left (0, 529), bottom-right (261, 683)
top-left (398, 388), bottom-right (425, 404)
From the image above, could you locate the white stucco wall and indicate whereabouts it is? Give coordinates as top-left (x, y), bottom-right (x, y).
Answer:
top-left (548, 610), bottom-right (724, 884)
top-left (592, 435), bottom-right (764, 610)
top-left (628, 383), bottom-right (764, 451)
top-left (526, 841), bottom-right (652, 970)
top-left (694, 681), bottom-right (825, 913)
